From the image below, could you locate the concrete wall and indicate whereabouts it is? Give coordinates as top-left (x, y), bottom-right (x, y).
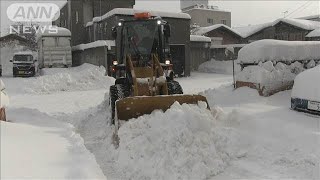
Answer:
top-left (190, 41), bottom-right (210, 70)
top-left (184, 9), bottom-right (231, 27)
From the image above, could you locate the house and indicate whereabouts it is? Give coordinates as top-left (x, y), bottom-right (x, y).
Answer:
top-left (0, 34), bottom-right (32, 48)
top-left (180, 0), bottom-right (208, 10)
top-left (53, 0), bottom-right (135, 46)
top-left (192, 24), bottom-right (243, 45)
top-left (233, 18), bottom-right (320, 42)
top-left (306, 29), bottom-right (320, 41)
top-left (182, 4), bottom-right (231, 27)
top-left (298, 15), bottom-right (320, 22)
top-left (189, 35), bottom-right (211, 70)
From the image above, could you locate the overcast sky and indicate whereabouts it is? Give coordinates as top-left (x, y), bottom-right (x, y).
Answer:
top-left (1, 0), bottom-right (319, 35)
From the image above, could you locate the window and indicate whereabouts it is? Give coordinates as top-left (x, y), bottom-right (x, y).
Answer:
top-left (221, 20), bottom-right (227, 25)
top-left (207, 18), bottom-right (214, 24)
top-left (75, 11), bottom-right (79, 24)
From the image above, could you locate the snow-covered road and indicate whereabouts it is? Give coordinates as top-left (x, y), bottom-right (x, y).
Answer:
top-left (1, 64), bottom-right (319, 179)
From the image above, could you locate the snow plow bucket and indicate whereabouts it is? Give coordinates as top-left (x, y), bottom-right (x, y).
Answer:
top-left (115, 95), bottom-right (210, 121)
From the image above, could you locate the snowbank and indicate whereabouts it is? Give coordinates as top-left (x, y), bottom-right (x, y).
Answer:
top-left (0, 80), bottom-right (9, 108)
top-left (292, 65), bottom-right (320, 101)
top-left (65, 96), bottom-right (243, 179)
top-left (198, 59), bottom-right (241, 74)
top-left (238, 40), bottom-right (320, 64)
top-left (24, 64), bottom-right (114, 94)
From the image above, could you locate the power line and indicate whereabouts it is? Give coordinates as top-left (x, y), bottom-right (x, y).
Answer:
top-left (286, 1), bottom-right (313, 18)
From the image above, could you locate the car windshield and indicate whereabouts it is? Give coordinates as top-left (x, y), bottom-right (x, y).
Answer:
top-left (123, 20), bottom-right (158, 56)
top-left (14, 55), bottom-right (33, 62)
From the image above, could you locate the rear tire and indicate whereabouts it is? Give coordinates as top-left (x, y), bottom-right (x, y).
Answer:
top-left (167, 80), bottom-right (183, 95)
top-left (109, 84), bottom-right (130, 124)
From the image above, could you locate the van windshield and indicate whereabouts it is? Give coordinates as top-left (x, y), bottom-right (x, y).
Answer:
top-left (14, 55), bottom-right (33, 62)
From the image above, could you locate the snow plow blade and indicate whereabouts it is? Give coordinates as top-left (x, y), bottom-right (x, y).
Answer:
top-left (115, 95), bottom-right (210, 120)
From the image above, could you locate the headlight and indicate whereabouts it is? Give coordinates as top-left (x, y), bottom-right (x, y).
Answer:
top-left (113, 61), bottom-right (118, 66)
top-left (157, 20), bottom-right (162, 25)
top-left (165, 60), bottom-right (171, 65)
top-left (118, 22), bottom-right (122, 26)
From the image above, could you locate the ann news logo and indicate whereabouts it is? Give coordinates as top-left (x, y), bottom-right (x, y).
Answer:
top-left (7, 3), bottom-right (60, 22)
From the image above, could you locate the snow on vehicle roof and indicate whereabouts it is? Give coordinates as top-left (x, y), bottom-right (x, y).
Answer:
top-left (14, 51), bottom-right (35, 56)
top-left (211, 44), bottom-right (247, 49)
top-left (86, 8), bottom-right (191, 27)
top-left (72, 40), bottom-right (115, 51)
top-left (306, 29), bottom-right (320, 37)
top-left (238, 39), bottom-right (320, 64)
top-left (192, 24), bottom-right (243, 37)
top-left (297, 14), bottom-right (320, 20)
top-left (190, 35), bottom-right (211, 42)
top-left (232, 22), bottom-right (273, 38)
top-left (292, 65), bottom-right (320, 102)
top-left (37, 26), bottom-right (71, 38)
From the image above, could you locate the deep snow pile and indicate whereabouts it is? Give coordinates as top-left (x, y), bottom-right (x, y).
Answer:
top-left (64, 96), bottom-right (244, 179)
top-left (198, 59), bottom-right (241, 74)
top-left (292, 65), bottom-right (320, 101)
top-left (238, 40), bottom-right (320, 64)
top-left (236, 61), bottom-right (297, 85)
top-left (24, 64), bottom-right (114, 94)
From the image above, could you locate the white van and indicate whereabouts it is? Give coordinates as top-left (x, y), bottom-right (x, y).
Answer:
top-left (37, 27), bottom-right (72, 68)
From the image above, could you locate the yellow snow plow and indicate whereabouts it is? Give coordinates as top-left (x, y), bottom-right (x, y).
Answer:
top-left (109, 14), bottom-right (210, 127)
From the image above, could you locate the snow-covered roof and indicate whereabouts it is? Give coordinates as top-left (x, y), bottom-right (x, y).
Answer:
top-left (273, 18), bottom-right (320, 31)
top-left (306, 29), bottom-right (320, 37)
top-left (233, 18), bottom-right (320, 38)
top-left (211, 44), bottom-right (247, 49)
top-left (86, 8), bottom-right (191, 27)
top-left (238, 39), bottom-right (320, 64)
top-left (37, 26), bottom-right (71, 40)
top-left (190, 35), bottom-right (211, 42)
top-left (182, 6), bottom-right (230, 13)
top-left (233, 22), bottom-right (273, 38)
top-left (72, 40), bottom-right (115, 51)
top-left (297, 14), bottom-right (320, 20)
top-left (292, 65), bottom-right (320, 101)
top-left (193, 24), bottom-right (243, 37)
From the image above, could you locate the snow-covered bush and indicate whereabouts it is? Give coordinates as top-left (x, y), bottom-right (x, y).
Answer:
top-left (236, 61), bottom-right (297, 96)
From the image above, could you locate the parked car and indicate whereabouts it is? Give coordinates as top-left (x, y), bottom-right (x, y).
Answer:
top-left (0, 79), bottom-right (9, 121)
top-left (291, 65), bottom-right (320, 115)
top-left (10, 51), bottom-right (38, 77)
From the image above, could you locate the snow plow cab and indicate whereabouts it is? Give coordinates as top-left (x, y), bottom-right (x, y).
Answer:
top-left (109, 13), bottom-right (209, 125)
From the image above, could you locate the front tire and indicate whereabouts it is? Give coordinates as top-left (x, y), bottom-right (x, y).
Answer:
top-left (167, 80), bottom-right (183, 95)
